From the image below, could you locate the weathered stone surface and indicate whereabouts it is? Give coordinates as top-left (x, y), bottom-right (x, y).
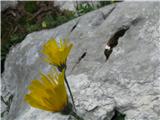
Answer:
top-left (54, 1), bottom-right (76, 11)
top-left (1, 2), bottom-right (160, 120)
top-left (1, 1), bottom-right (18, 11)
top-left (54, 1), bottom-right (99, 11)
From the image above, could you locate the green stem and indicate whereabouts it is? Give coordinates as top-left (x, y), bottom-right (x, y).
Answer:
top-left (64, 73), bottom-right (76, 112)
top-left (70, 111), bottom-right (84, 120)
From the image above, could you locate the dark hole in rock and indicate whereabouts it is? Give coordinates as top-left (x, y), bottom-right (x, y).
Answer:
top-left (104, 25), bottom-right (129, 61)
top-left (111, 109), bottom-right (126, 120)
top-left (70, 19), bottom-right (80, 33)
top-left (71, 50), bottom-right (87, 72)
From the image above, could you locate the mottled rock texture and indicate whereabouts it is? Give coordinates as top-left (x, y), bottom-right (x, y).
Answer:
top-left (1, 1), bottom-right (18, 11)
top-left (1, 2), bottom-right (160, 120)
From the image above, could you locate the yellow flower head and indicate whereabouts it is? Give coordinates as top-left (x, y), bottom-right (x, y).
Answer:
top-left (25, 68), bottom-right (68, 112)
top-left (41, 38), bottom-right (73, 69)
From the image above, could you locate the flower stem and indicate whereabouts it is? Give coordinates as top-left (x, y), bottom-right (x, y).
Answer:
top-left (70, 111), bottom-right (84, 120)
top-left (64, 73), bottom-right (76, 112)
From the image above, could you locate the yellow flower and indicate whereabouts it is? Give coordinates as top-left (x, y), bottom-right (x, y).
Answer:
top-left (41, 38), bottom-right (73, 69)
top-left (25, 68), bottom-right (68, 112)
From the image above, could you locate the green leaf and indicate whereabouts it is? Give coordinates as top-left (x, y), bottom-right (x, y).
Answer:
top-left (24, 1), bottom-right (38, 13)
top-left (42, 21), bottom-right (47, 28)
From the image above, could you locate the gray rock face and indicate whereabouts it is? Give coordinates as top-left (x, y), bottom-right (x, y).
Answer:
top-left (54, 1), bottom-right (99, 11)
top-left (1, 2), bottom-right (160, 120)
top-left (1, 1), bottom-right (18, 11)
top-left (54, 1), bottom-right (76, 11)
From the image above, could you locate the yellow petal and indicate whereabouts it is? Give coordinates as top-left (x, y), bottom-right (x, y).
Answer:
top-left (24, 67), bottom-right (68, 112)
top-left (41, 38), bottom-right (73, 67)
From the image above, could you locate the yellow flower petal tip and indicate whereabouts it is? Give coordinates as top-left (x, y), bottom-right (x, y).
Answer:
top-left (24, 68), bottom-right (68, 112)
top-left (41, 38), bottom-right (73, 67)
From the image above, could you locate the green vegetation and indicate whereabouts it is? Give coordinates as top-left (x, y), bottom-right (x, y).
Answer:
top-left (98, 1), bottom-right (116, 8)
top-left (75, 1), bottom-right (118, 16)
top-left (75, 2), bottom-right (96, 16)
top-left (1, 1), bottom-right (75, 73)
top-left (2, 2), bottom-right (125, 119)
top-left (1, 1), bottom-right (116, 73)
top-left (24, 1), bottom-right (38, 13)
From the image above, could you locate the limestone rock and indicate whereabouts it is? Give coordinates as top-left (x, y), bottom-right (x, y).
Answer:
top-left (1, 1), bottom-right (18, 11)
top-left (54, 1), bottom-right (76, 11)
top-left (1, 2), bottom-right (160, 120)
top-left (54, 1), bottom-right (99, 12)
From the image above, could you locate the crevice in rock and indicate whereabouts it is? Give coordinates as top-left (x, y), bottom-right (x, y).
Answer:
top-left (102, 5), bottom-right (116, 20)
top-left (90, 6), bottom-right (116, 27)
top-left (86, 106), bottom-right (99, 112)
top-left (71, 49), bottom-right (87, 72)
top-left (70, 18), bottom-right (80, 33)
top-left (104, 25), bottom-right (129, 61)
top-left (1, 94), bottom-right (14, 118)
top-left (130, 17), bottom-right (143, 26)
top-left (104, 17), bottom-right (143, 61)
top-left (1, 59), bottom-right (5, 74)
